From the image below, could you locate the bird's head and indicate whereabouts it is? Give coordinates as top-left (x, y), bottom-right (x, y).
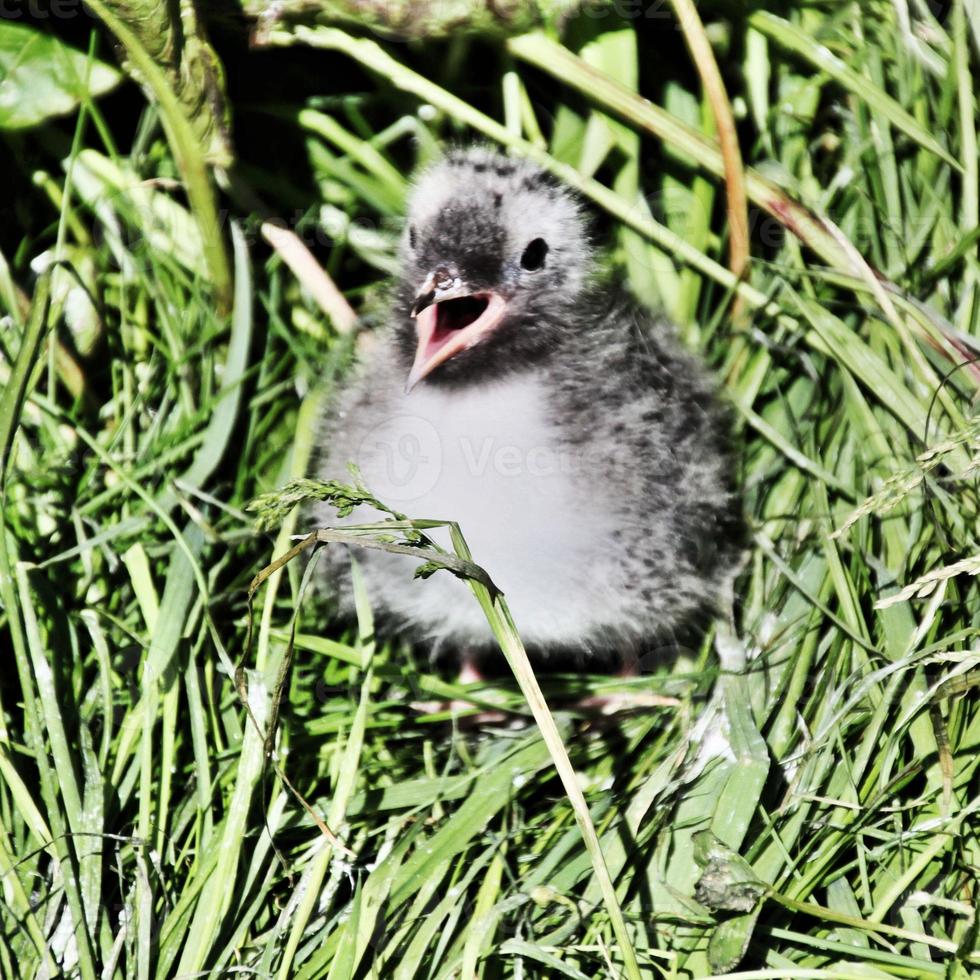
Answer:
top-left (397, 146), bottom-right (592, 391)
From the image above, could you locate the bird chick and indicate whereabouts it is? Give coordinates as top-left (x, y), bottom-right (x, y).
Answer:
top-left (315, 146), bottom-right (738, 674)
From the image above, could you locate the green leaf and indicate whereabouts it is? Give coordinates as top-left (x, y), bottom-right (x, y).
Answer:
top-left (748, 11), bottom-right (959, 169)
top-left (87, 0), bottom-right (231, 165)
top-left (707, 908), bottom-right (763, 974)
top-left (83, 0), bottom-right (234, 312)
top-left (0, 22), bottom-right (120, 129)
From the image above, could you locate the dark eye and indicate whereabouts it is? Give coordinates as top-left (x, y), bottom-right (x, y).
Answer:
top-left (520, 238), bottom-right (548, 271)
top-left (408, 225), bottom-right (417, 249)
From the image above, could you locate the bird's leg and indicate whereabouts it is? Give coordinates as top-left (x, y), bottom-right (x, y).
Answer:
top-left (410, 649), bottom-right (510, 722)
top-left (576, 656), bottom-right (679, 715)
top-left (456, 652), bottom-right (484, 686)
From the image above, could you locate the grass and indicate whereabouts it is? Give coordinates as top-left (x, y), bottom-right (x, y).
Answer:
top-left (1, 2), bottom-right (980, 978)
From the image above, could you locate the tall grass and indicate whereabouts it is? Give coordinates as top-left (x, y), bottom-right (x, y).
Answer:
top-left (1, 2), bottom-right (979, 978)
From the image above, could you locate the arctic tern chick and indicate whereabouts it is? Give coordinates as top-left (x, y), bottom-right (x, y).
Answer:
top-left (315, 146), bottom-right (738, 675)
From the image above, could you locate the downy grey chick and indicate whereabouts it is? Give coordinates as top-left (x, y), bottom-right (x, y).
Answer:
top-left (315, 146), bottom-right (738, 674)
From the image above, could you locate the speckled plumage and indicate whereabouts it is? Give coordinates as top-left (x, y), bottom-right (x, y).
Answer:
top-left (314, 146), bottom-right (739, 665)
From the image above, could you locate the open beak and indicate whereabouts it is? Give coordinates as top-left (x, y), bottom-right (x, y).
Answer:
top-left (405, 272), bottom-right (508, 393)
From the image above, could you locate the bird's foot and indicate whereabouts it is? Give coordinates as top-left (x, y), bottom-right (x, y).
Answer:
top-left (573, 660), bottom-right (680, 715)
top-left (573, 689), bottom-right (680, 716)
top-left (410, 657), bottom-right (516, 725)
top-left (410, 658), bottom-right (677, 722)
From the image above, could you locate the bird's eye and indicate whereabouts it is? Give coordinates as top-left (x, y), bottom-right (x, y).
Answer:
top-left (408, 225), bottom-right (417, 249)
top-left (520, 238), bottom-right (548, 271)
